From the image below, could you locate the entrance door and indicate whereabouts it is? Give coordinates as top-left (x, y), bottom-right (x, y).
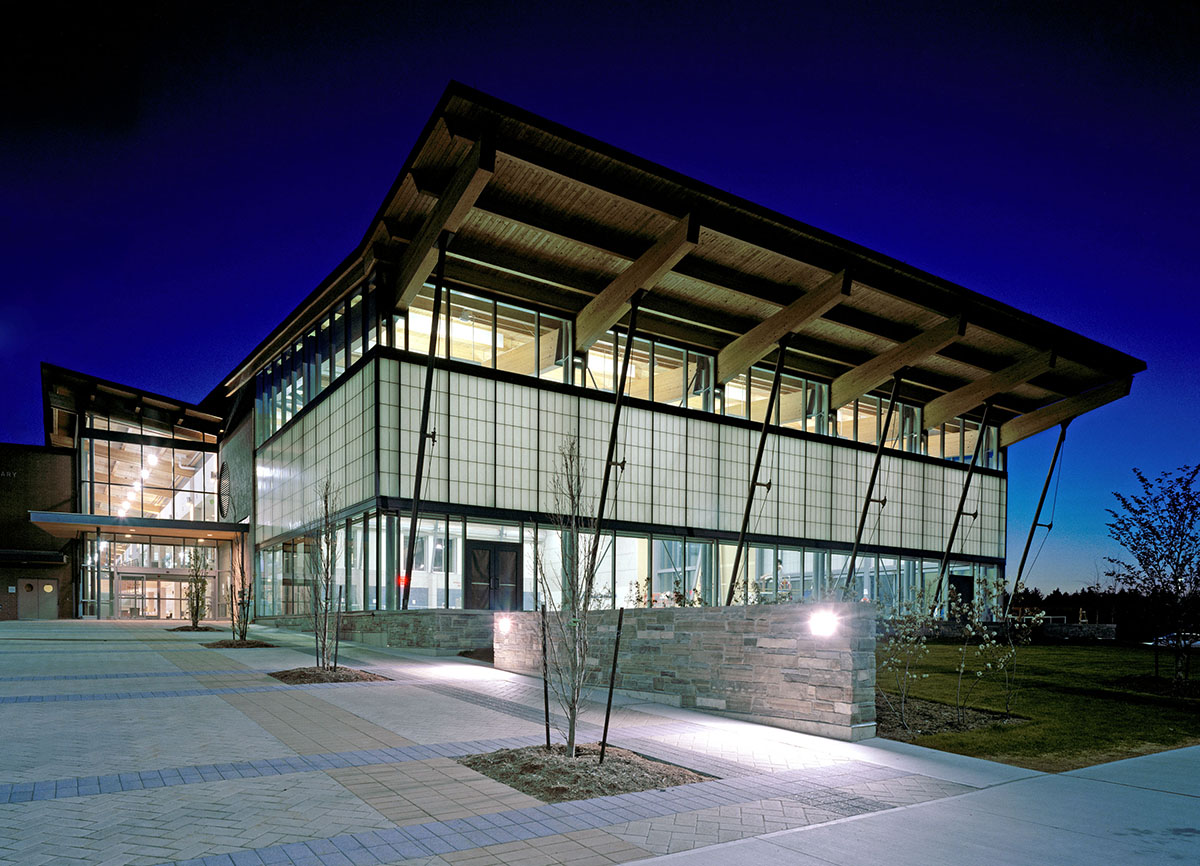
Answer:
top-left (18, 578), bottom-right (59, 619)
top-left (465, 541), bottom-right (520, 611)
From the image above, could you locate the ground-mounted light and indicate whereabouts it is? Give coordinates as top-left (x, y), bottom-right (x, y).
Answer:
top-left (497, 615), bottom-right (513, 635)
top-left (809, 609), bottom-right (838, 637)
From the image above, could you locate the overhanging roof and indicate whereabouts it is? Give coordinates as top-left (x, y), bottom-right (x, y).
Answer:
top-left (42, 363), bottom-right (222, 449)
top-left (207, 82), bottom-right (1145, 432)
top-left (29, 512), bottom-right (247, 541)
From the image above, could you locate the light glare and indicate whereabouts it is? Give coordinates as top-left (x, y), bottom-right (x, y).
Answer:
top-left (809, 610), bottom-right (838, 637)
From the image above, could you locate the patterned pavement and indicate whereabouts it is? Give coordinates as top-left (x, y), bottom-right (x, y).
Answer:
top-left (0, 619), bottom-right (987, 866)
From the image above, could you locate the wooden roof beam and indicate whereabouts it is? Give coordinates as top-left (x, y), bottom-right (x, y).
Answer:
top-left (830, 315), bottom-right (966, 409)
top-left (574, 214), bottom-right (699, 351)
top-left (387, 138), bottom-right (495, 313)
top-left (923, 349), bottom-right (1056, 430)
top-left (999, 377), bottom-right (1132, 447)
top-left (716, 271), bottom-right (850, 384)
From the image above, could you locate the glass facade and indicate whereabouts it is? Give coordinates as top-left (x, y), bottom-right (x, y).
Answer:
top-left (81, 414), bottom-right (218, 521)
top-left (253, 284), bottom-right (1002, 468)
top-left (246, 281), bottom-right (1007, 621)
top-left (254, 509), bottom-right (999, 619)
top-left (79, 532), bottom-right (231, 620)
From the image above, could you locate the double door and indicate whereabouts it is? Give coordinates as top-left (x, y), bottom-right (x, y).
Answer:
top-left (17, 578), bottom-right (58, 619)
top-left (465, 541), bottom-right (520, 611)
top-left (116, 575), bottom-right (189, 620)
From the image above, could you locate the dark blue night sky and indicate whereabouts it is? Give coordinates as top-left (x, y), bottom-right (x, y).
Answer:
top-left (2, 2), bottom-right (1196, 591)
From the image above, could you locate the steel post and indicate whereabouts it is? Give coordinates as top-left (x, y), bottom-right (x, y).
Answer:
top-left (838, 372), bottom-right (904, 600)
top-left (1005, 421), bottom-right (1069, 616)
top-left (724, 335), bottom-right (791, 606)
top-left (401, 231), bottom-right (450, 610)
top-left (931, 401), bottom-right (995, 611)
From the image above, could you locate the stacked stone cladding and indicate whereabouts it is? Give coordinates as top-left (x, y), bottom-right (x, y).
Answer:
top-left (258, 609), bottom-right (494, 654)
top-left (494, 603), bottom-right (875, 741)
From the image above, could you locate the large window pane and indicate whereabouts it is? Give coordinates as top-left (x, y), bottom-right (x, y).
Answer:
top-left (687, 352), bottom-right (714, 412)
top-left (579, 334), bottom-right (616, 391)
top-left (495, 303), bottom-right (538, 375)
top-left (614, 535), bottom-right (649, 607)
top-left (748, 367), bottom-right (775, 424)
top-left (651, 343), bottom-right (685, 406)
top-left (448, 291), bottom-right (495, 366)
top-left (724, 373), bottom-right (748, 418)
top-left (331, 306), bottom-right (346, 378)
top-left (538, 315), bottom-right (569, 383)
top-left (349, 289), bottom-right (364, 366)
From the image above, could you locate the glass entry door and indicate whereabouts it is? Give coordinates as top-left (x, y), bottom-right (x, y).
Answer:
top-left (117, 575), bottom-right (145, 618)
top-left (116, 575), bottom-right (190, 620)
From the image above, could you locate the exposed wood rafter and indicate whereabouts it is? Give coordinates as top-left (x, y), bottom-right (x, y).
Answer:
top-left (923, 349), bottom-right (1056, 430)
top-left (574, 214), bottom-right (699, 351)
top-left (716, 271), bottom-right (850, 384)
top-left (830, 315), bottom-right (966, 409)
top-left (999, 377), bottom-right (1132, 447)
top-left (385, 138), bottom-right (495, 313)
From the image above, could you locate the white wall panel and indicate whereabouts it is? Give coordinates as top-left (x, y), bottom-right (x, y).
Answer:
top-left (775, 434), bottom-right (805, 539)
top-left (652, 413), bottom-right (687, 528)
top-left (687, 418), bottom-right (720, 529)
top-left (717, 425), bottom-right (751, 534)
top-left (255, 364), bottom-right (375, 545)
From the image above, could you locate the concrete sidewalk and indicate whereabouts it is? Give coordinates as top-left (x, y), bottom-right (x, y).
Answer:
top-left (0, 619), bottom-right (1194, 865)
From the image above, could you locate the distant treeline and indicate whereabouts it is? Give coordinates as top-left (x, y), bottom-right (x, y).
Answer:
top-left (1010, 587), bottom-right (1192, 642)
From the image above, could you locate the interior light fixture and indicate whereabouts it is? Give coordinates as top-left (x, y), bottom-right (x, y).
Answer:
top-left (147, 455), bottom-right (158, 466)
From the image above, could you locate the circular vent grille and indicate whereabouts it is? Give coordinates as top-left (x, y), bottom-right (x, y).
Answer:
top-left (218, 462), bottom-right (232, 519)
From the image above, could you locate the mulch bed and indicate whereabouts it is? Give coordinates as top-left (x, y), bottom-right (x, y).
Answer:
top-left (268, 667), bottom-right (390, 684)
top-left (166, 625), bottom-right (223, 632)
top-left (458, 743), bottom-right (710, 803)
top-left (201, 639), bottom-right (278, 649)
top-left (875, 690), bottom-right (1026, 741)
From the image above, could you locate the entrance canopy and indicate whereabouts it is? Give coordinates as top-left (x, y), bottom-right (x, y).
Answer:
top-left (28, 511), bottom-right (247, 542)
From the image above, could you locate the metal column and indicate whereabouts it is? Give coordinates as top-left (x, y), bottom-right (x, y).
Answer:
top-left (1005, 421), bottom-right (1069, 616)
top-left (931, 401), bottom-right (995, 611)
top-left (400, 231), bottom-right (450, 610)
top-left (724, 335), bottom-right (791, 607)
top-left (836, 372), bottom-right (904, 601)
top-left (583, 292), bottom-right (644, 591)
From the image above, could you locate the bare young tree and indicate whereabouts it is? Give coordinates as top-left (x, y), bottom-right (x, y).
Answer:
top-left (184, 549), bottom-right (210, 629)
top-left (306, 477), bottom-right (343, 671)
top-left (229, 533), bottom-right (254, 643)
top-left (1107, 465), bottom-right (1200, 687)
top-left (537, 437), bottom-right (616, 757)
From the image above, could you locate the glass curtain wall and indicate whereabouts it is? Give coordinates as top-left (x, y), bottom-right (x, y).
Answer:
top-left (80, 532), bottom-right (229, 619)
top-left (82, 415), bottom-right (218, 520)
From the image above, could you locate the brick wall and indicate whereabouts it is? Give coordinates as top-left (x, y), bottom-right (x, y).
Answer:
top-left (258, 609), bottom-right (494, 655)
top-left (494, 603), bottom-right (876, 741)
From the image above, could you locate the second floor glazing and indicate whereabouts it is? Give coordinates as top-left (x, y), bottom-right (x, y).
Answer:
top-left (253, 281), bottom-right (1003, 470)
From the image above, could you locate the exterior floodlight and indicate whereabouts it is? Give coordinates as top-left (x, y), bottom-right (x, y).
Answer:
top-left (809, 610), bottom-right (838, 637)
top-left (497, 616), bottom-right (513, 635)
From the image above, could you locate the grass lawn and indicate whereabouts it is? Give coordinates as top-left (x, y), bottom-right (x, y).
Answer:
top-left (877, 643), bottom-right (1200, 771)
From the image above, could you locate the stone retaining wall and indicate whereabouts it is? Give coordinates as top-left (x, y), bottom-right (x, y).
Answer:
top-left (493, 603), bottom-right (876, 741)
top-left (256, 610), bottom-right (494, 654)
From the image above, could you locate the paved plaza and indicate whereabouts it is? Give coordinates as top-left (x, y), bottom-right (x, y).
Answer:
top-left (0, 619), bottom-right (1195, 865)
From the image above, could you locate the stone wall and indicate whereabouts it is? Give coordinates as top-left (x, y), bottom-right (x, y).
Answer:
top-left (1040, 622), bottom-right (1117, 641)
top-left (257, 609), bottom-right (494, 654)
top-left (494, 603), bottom-right (876, 741)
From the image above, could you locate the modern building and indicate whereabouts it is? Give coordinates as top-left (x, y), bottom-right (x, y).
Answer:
top-left (13, 83), bottom-right (1144, 622)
